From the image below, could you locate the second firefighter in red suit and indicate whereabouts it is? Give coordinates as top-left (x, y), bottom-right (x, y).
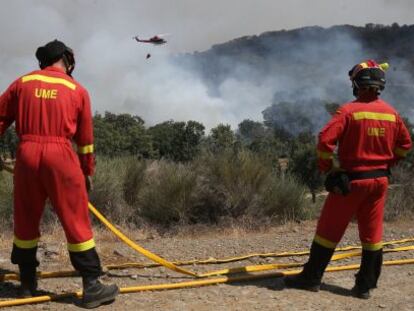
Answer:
top-left (0, 40), bottom-right (119, 308)
top-left (284, 60), bottom-right (412, 298)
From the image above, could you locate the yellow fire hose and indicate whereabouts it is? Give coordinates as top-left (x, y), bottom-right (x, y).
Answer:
top-left (103, 237), bottom-right (414, 270)
top-left (1, 242), bottom-right (414, 282)
top-left (1, 258), bottom-right (414, 308)
top-left (88, 203), bottom-right (199, 277)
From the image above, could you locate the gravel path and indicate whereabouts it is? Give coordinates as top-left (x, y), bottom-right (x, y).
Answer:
top-left (1, 220), bottom-right (414, 310)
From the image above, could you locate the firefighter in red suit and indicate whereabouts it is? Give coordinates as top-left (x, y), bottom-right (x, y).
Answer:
top-left (0, 40), bottom-right (118, 308)
top-left (284, 60), bottom-right (412, 298)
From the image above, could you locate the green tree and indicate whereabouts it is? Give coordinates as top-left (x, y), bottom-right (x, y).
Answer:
top-left (209, 124), bottom-right (235, 151)
top-left (236, 119), bottom-right (291, 163)
top-left (296, 131), bottom-right (316, 145)
top-left (93, 112), bottom-right (153, 157)
top-left (237, 119), bottom-right (266, 144)
top-left (149, 120), bottom-right (205, 162)
top-left (290, 143), bottom-right (323, 203)
top-left (262, 101), bottom-right (314, 136)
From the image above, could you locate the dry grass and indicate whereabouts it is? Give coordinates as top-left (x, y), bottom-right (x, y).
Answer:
top-left (2, 154), bottom-right (414, 235)
top-left (0, 171), bottom-right (13, 230)
top-left (385, 165), bottom-right (414, 221)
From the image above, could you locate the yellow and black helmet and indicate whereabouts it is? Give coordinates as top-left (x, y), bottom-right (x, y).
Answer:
top-left (348, 60), bottom-right (389, 96)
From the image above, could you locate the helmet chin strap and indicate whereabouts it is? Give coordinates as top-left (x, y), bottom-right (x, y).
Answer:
top-left (352, 80), bottom-right (359, 97)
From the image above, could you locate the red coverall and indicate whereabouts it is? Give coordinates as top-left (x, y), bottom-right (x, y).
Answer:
top-left (316, 98), bottom-right (412, 250)
top-left (0, 66), bottom-right (99, 272)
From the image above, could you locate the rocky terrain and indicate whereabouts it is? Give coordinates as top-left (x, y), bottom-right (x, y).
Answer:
top-left (0, 220), bottom-right (413, 310)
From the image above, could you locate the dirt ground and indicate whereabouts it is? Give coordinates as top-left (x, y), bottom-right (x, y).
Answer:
top-left (0, 220), bottom-right (414, 311)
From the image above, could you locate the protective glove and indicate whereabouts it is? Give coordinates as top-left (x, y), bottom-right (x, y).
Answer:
top-left (324, 171), bottom-right (350, 195)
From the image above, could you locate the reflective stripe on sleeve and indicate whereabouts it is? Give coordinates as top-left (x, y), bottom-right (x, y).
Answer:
top-left (314, 234), bottom-right (337, 249)
top-left (78, 144), bottom-right (94, 154)
top-left (352, 112), bottom-right (396, 122)
top-left (22, 74), bottom-right (76, 90)
top-left (394, 147), bottom-right (409, 158)
top-left (362, 241), bottom-right (383, 251)
top-left (317, 150), bottom-right (333, 160)
top-left (67, 239), bottom-right (95, 252)
top-left (13, 236), bottom-right (39, 249)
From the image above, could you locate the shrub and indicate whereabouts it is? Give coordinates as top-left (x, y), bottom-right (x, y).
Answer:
top-left (259, 174), bottom-right (309, 222)
top-left (16, 149), bottom-right (414, 230)
top-left (193, 149), bottom-right (309, 223)
top-left (0, 171), bottom-right (13, 228)
top-left (137, 160), bottom-right (199, 225)
top-left (122, 157), bottom-right (147, 206)
top-left (193, 150), bottom-right (269, 221)
top-left (385, 165), bottom-right (414, 220)
top-left (89, 157), bottom-right (132, 225)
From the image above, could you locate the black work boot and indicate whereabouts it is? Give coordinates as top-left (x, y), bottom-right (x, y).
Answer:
top-left (351, 284), bottom-right (371, 299)
top-left (284, 241), bottom-right (335, 292)
top-left (18, 265), bottom-right (38, 298)
top-left (353, 248), bottom-right (382, 299)
top-left (284, 273), bottom-right (321, 292)
top-left (81, 276), bottom-right (119, 309)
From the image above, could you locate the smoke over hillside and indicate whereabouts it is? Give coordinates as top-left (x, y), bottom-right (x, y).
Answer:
top-left (179, 25), bottom-right (414, 132)
top-left (86, 24), bottom-right (414, 133)
top-left (0, 0), bottom-right (414, 132)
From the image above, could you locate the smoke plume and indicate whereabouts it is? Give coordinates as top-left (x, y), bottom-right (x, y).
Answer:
top-left (1, 0), bottom-right (414, 131)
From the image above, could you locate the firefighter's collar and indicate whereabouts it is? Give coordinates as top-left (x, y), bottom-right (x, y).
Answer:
top-left (43, 66), bottom-right (66, 74)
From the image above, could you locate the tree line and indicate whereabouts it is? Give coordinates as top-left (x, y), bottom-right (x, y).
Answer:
top-left (1, 101), bottom-right (413, 200)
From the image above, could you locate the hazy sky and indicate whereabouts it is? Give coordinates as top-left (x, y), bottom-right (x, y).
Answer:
top-left (1, 0), bottom-right (413, 128)
top-left (1, 0), bottom-right (413, 52)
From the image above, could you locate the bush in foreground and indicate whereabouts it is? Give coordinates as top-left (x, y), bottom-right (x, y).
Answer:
top-left (193, 150), bottom-right (308, 224)
top-left (86, 150), bottom-right (310, 227)
top-left (1, 151), bottom-right (413, 230)
top-left (0, 171), bottom-right (13, 228)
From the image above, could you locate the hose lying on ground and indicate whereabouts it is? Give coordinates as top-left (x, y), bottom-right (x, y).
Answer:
top-left (1, 258), bottom-right (414, 308)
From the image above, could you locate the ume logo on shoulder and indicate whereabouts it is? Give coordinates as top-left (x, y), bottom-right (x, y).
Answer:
top-left (34, 88), bottom-right (58, 99)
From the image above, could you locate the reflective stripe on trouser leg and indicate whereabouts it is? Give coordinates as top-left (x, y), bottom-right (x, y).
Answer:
top-left (361, 241), bottom-right (383, 251)
top-left (69, 247), bottom-right (103, 278)
top-left (67, 238), bottom-right (96, 252)
top-left (313, 234), bottom-right (337, 249)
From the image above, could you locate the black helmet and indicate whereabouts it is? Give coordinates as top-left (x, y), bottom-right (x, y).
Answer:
top-left (348, 60), bottom-right (388, 96)
top-left (35, 39), bottom-right (75, 76)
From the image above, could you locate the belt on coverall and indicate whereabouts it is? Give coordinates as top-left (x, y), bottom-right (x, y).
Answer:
top-left (347, 169), bottom-right (390, 181)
